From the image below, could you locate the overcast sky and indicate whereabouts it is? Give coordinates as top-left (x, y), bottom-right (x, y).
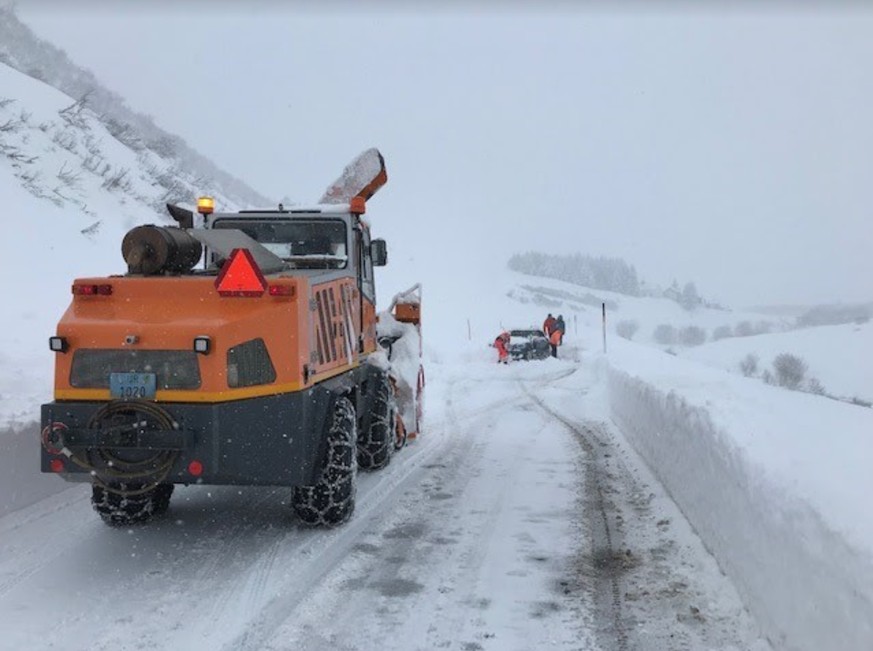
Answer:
top-left (17, 2), bottom-right (873, 308)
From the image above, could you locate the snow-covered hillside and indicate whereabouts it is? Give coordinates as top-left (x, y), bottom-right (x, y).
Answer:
top-left (0, 60), bottom-right (266, 424)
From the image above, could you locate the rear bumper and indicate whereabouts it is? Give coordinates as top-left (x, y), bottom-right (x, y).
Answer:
top-left (60, 426), bottom-right (193, 450)
top-left (509, 346), bottom-right (550, 360)
top-left (40, 389), bottom-right (332, 487)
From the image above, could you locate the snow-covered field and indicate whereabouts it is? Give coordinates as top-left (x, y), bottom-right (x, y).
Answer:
top-left (679, 321), bottom-right (873, 405)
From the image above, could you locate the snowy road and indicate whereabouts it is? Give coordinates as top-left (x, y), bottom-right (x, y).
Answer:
top-left (0, 357), bottom-right (768, 650)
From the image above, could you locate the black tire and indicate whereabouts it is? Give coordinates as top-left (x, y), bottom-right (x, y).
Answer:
top-left (292, 396), bottom-right (357, 527)
top-left (152, 483), bottom-right (174, 515)
top-left (357, 373), bottom-right (395, 471)
top-left (91, 482), bottom-right (174, 526)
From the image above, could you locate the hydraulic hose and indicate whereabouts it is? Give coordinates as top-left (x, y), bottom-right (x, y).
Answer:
top-left (63, 400), bottom-right (181, 496)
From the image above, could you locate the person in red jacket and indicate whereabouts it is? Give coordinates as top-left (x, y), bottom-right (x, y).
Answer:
top-left (494, 331), bottom-right (510, 364)
top-left (549, 328), bottom-right (562, 358)
top-left (543, 313), bottom-right (556, 337)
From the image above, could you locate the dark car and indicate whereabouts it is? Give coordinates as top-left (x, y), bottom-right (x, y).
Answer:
top-left (508, 329), bottom-right (551, 361)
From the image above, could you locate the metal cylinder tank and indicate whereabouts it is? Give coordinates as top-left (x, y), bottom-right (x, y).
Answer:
top-left (121, 225), bottom-right (203, 275)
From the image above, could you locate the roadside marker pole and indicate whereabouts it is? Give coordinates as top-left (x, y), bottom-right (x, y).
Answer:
top-left (602, 303), bottom-right (607, 354)
top-left (467, 318), bottom-right (471, 341)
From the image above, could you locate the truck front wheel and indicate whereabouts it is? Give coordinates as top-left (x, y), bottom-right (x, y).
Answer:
top-left (292, 396), bottom-right (357, 527)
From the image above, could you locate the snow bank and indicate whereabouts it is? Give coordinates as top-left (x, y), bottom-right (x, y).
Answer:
top-left (0, 423), bottom-right (73, 516)
top-left (601, 341), bottom-right (873, 650)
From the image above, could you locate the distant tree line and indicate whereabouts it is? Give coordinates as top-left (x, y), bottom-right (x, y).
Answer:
top-left (507, 250), bottom-right (722, 312)
top-left (508, 252), bottom-right (642, 296)
top-left (795, 303), bottom-right (871, 328)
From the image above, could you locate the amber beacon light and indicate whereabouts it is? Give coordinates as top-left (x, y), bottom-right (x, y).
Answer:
top-left (196, 196), bottom-right (215, 215)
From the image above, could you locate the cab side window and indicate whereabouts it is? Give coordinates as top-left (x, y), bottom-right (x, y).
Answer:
top-left (359, 228), bottom-right (375, 302)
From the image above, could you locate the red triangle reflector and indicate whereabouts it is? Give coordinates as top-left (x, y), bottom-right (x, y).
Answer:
top-left (215, 248), bottom-right (267, 297)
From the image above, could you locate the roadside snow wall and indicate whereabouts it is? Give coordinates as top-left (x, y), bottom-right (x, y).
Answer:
top-left (601, 343), bottom-right (873, 651)
top-left (0, 423), bottom-right (72, 516)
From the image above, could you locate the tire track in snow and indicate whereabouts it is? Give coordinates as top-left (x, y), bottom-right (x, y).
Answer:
top-left (194, 488), bottom-right (288, 623)
top-left (263, 370), bottom-right (586, 651)
top-left (219, 422), bottom-right (453, 651)
top-left (0, 487), bottom-right (92, 599)
top-left (524, 384), bottom-right (630, 651)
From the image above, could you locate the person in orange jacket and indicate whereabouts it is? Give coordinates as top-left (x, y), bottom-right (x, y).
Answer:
top-left (494, 331), bottom-right (510, 364)
top-left (549, 327), bottom-right (562, 358)
top-left (543, 313), bottom-right (556, 337)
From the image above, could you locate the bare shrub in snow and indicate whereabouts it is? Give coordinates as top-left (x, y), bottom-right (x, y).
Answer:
top-left (739, 353), bottom-right (759, 377)
top-left (679, 282), bottom-right (703, 310)
top-left (755, 321), bottom-right (773, 335)
top-left (653, 324), bottom-right (676, 345)
top-left (102, 167), bottom-right (131, 192)
top-left (761, 369), bottom-right (774, 385)
top-left (82, 153), bottom-right (103, 173)
top-left (1, 145), bottom-right (37, 164)
top-left (0, 115), bottom-right (24, 132)
top-left (734, 321), bottom-right (754, 337)
top-left (712, 325), bottom-right (732, 341)
top-left (679, 326), bottom-right (707, 347)
top-left (104, 117), bottom-right (145, 151)
top-left (806, 378), bottom-right (826, 395)
top-left (83, 132), bottom-right (102, 157)
top-left (80, 221), bottom-right (101, 237)
top-left (52, 129), bottom-right (77, 153)
top-left (18, 168), bottom-right (40, 186)
top-left (57, 162), bottom-right (82, 188)
top-left (772, 353), bottom-right (807, 390)
top-left (615, 320), bottom-right (639, 340)
top-left (58, 92), bottom-right (92, 130)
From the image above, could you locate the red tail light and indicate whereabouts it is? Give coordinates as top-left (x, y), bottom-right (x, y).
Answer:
top-left (72, 283), bottom-right (113, 296)
top-left (188, 460), bottom-right (204, 477)
top-left (49, 458), bottom-right (65, 473)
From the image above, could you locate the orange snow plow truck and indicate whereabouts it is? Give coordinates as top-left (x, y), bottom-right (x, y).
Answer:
top-left (40, 149), bottom-right (423, 527)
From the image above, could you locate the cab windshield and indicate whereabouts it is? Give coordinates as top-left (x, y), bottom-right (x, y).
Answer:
top-left (213, 219), bottom-right (348, 269)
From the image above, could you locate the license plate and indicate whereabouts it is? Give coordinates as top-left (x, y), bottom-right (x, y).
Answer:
top-left (109, 372), bottom-right (157, 400)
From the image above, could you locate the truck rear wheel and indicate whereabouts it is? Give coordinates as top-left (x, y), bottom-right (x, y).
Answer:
top-left (293, 396), bottom-right (357, 527)
top-left (91, 482), bottom-right (174, 526)
top-left (358, 372), bottom-right (395, 470)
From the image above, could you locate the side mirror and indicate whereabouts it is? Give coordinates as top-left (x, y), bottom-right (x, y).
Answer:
top-left (371, 239), bottom-right (388, 266)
